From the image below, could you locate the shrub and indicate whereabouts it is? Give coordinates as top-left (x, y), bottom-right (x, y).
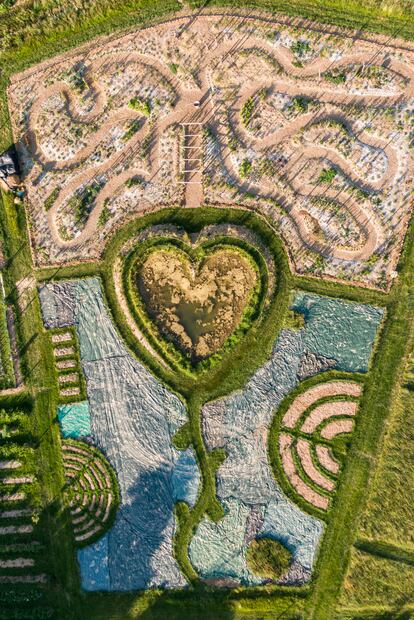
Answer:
top-left (241, 96), bottom-right (255, 127)
top-left (324, 71), bottom-right (346, 84)
top-left (128, 96), bottom-right (151, 117)
top-left (239, 158), bottom-right (252, 178)
top-left (318, 167), bottom-right (337, 184)
top-left (292, 96), bottom-right (309, 113)
top-left (68, 180), bottom-right (103, 226)
top-left (122, 118), bottom-right (142, 141)
top-left (291, 39), bottom-right (311, 57)
top-left (43, 188), bottom-right (59, 212)
top-left (246, 537), bottom-right (292, 579)
top-left (98, 201), bottom-right (110, 227)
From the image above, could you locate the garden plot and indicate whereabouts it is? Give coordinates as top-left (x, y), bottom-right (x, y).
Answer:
top-left (40, 278), bottom-right (201, 591)
top-left (7, 13), bottom-right (414, 288)
top-left (0, 401), bottom-right (50, 604)
top-left (190, 293), bottom-right (382, 586)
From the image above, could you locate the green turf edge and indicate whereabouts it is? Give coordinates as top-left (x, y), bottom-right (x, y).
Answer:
top-left (305, 196), bottom-right (414, 619)
top-left (0, 190), bottom-right (82, 619)
top-left (354, 537), bottom-right (414, 568)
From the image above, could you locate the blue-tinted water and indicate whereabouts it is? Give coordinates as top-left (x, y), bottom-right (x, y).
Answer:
top-left (57, 401), bottom-right (91, 438)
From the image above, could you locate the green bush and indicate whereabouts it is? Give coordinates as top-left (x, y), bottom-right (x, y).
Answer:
top-left (292, 96), bottom-right (309, 113)
top-left (68, 181), bottom-right (103, 226)
top-left (318, 167), bottom-right (337, 184)
top-left (43, 188), bottom-right (59, 212)
top-left (246, 537), bottom-right (292, 579)
top-left (239, 158), bottom-right (252, 178)
top-left (241, 97), bottom-right (255, 127)
top-left (128, 96), bottom-right (151, 116)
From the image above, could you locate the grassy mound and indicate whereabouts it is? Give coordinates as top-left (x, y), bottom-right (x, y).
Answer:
top-left (246, 537), bottom-right (292, 580)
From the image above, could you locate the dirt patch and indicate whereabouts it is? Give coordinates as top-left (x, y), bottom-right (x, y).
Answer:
top-left (137, 247), bottom-right (257, 362)
top-left (321, 419), bottom-right (354, 440)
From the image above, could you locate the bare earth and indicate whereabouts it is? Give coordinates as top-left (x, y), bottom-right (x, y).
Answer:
top-left (137, 247), bottom-right (257, 361)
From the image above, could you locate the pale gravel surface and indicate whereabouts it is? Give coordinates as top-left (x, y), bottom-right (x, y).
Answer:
top-left (301, 400), bottom-right (358, 433)
top-left (321, 418), bottom-right (355, 440)
top-left (8, 12), bottom-right (414, 288)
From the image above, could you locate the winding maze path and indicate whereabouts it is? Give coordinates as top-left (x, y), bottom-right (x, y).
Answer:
top-left (8, 11), bottom-right (414, 279)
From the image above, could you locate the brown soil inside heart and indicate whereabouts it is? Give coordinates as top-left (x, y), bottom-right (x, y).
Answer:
top-left (136, 247), bottom-right (257, 362)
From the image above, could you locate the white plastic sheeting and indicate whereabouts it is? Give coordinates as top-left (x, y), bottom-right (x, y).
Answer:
top-left (40, 278), bottom-right (200, 590)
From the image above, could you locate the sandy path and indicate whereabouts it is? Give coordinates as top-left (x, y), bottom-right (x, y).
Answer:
top-left (315, 445), bottom-right (340, 475)
top-left (320, 418), bottom-right (354, 439)
top-left (282, 381), bottom-right (361, 429)
top-left (296, 439), bottom-right (334, 492)
top-left (301, 400), bottom-right (357, 433)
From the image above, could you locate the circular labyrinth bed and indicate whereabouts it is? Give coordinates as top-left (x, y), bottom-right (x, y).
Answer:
top-left (62, 440), bottom-right (119, 546)
top-left (271, 379), bottom-right (362, 515)
top-left (118, 218), bottom-right (279, 374)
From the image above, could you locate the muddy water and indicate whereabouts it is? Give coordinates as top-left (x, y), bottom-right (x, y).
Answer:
top-left (137, 247), bottom-right (257, 361)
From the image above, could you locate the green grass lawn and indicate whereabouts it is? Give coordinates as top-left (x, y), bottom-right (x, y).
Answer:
top-left (357, 387), bottom-right (414, 552)
top-left (337, 548), bottom-right (414, 613)
top-left (0, 191), bottom-right (81, 619)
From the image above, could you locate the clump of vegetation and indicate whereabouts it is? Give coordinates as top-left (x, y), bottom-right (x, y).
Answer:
top-left (202, 125), bottom-right (215, 140)
top-left (169, 63), bottom-right (179, 74)
top-left (98, 200), bottom-right (111, 227)
top-left (44, 187), bottom-right (59, 211)
top-left (319, 167), bottom-right (337, 184)
top-left (122, 118), bottom-right (142, 141)
top-left (283, 309), bottom-right (305, 330)
top-left (258, 158), bottom-right (277, 178)
top-left (128, 96), bottom-right (151, 117)
top-left (292, 96), bottom-right (309, 113)
top-left (246, 537), bottom-right (292, 580)
top-left (68, 180), bottom-right (103, 225)
top-left (62, 62), bottom-right (88, 93)
top-left (239, 158), bottom-right (252, 178)
top-left (324, 70), bottom-right (347, 84)
top-left (291, 39), bottom-right (311, 57)
top-left (241, 96), bottom-right (255, 127)
top-left (126, 176), bottom-right (144, 188)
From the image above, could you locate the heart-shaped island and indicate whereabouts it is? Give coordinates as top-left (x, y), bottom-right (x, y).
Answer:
top-left (135, 246), bottom-right (259, 363)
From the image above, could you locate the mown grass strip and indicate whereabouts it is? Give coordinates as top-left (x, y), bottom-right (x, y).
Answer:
top-left (354, 537), bottom-right (414, 568)
top-left (306, 200), bottom-right (414, 619)
top-left (189, 0), bottom-right (414, 40)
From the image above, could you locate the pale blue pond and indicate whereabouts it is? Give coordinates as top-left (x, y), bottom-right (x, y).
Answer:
top-left (57, 401), bottom-right (91, 438)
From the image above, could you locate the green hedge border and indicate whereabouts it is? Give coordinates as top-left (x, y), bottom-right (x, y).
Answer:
top-left (268, 371), bottom-right (365, 521)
